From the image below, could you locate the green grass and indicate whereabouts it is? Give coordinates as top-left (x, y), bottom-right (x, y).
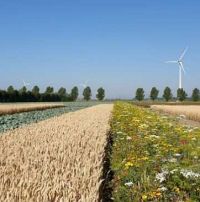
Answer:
top-left (110, 102), bottom-right (200, 201)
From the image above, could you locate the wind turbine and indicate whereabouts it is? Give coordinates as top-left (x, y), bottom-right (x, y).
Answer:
top-left (22, 80), bottom-right (30, 87)
top-left (166, 47), bottom-right (188, 89)
top-left (79, 80), bottom-right (89, 88)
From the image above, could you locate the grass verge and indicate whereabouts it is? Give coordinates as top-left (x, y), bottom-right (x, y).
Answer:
top-left (110, 102), bottom-right (200, 201)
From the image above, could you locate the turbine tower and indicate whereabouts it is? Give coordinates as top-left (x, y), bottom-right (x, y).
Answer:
top-left (166, 47), bottom-right (188, 89)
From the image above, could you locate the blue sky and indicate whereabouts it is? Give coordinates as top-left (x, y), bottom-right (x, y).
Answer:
top-left (0, 0), bottom-right (199, 98)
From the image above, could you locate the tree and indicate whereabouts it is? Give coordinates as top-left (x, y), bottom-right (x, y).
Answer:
top-left (192, 88), bottom-right (200, 101)
top-left (70, 86), bottom-right (79, 101)
top-left (96, 87), bottom-right (105, 101)
top-left (83, 86), bottom-right (92, 101)
top-left (31, 86), bottom-right (40, 101)
top-left (45, 86), bottom-right (54, 94)
top-left (163, 87), bottom-right (172, 101)
top-left (58, 87), bottom-right (66, 97)
top-left (19, 86), bottom-right (27, 94)
top-left (7, 86), bottom-right (15, 94)
top-left (135, 88), bottom-right (145, 101)
top-left (150, 87), bottom-right (159, 101)
top-left (32, 86), bottom-right (40, 96)
top-left (7, 86), bottom-right (16, 102)
top-left (177, 88), bottom-right (187, 101)
top-left (58, 87), bottom-right (67, 101)
top-left (0, 90), bottom-right (7, 102)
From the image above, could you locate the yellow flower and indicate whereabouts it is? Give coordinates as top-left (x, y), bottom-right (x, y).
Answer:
top-left (141, 157), bottom-right (149, 161)
top-left (125, 161), bottom-right (134, 169)
top-left (142, 195), bottom-right (148, 200)
top-left (150, 191), bottom-right (157, 197)
top-left (174, 187), bottom-right (180, 193)
top-left (156, 192), bottom-right (162, 197)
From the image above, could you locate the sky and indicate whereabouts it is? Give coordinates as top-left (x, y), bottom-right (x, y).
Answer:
top-left (0, 0), bottom-right (200, 99)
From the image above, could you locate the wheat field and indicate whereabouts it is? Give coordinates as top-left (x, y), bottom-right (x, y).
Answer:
top-left (151, 105), bottom-right (200, 122)
top-left (0, 104), bottom-right (113, 201)
top-left (0, 103), bottom-right (64, 115)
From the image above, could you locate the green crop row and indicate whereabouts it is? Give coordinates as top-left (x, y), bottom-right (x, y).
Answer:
top-left (110, 102), bottom-right (200, 201)
top-left (0, 101), bottom-right (104, 133)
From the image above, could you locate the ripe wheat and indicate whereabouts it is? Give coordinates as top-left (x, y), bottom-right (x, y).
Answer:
top-left (151, 105), bottom-right (200, 122)
top-left (0, 104), bottom-right (113, 201)
top-left (0, 103), bottom-right (64, 115)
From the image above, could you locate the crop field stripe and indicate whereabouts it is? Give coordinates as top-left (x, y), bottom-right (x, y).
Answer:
top-left (0, 104), bottom-right (113, 201)
top-left (0, 102), bottom-right (104, 134)
top-left (0, 103), bottom-right (65, 115)
top-left (151, 105), bottom-right (200, 122)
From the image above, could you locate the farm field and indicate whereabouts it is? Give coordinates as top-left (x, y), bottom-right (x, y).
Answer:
top-left (0, 103), bottom-right (64, 115)
top-left (110, 102), bottom-right (200, 201)
top-left (151, 105), bottom-right (200, 122)
top-left (132, 101), bottom-right (200, 108)
top-left (0, 101), bottom-right (106, 133)
top-left (0, 104), bottom-right (113, 201)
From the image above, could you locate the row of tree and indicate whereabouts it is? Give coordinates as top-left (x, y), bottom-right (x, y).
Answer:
top-left (135, 87), bottom-right (200, 101)
top-left (0, 86), bottom-right (105, 102)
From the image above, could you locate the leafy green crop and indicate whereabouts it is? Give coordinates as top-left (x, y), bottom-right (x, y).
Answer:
top-left (111, 102), bottom-right (200, 201)
top-left (0, 101), bottom-right (105, 133)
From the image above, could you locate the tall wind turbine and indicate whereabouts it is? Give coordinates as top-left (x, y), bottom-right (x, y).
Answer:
top-left (166, 47), bottom-right (188, 89)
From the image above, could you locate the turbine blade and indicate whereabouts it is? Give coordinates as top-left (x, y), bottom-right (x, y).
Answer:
top-left (180, 62), bottom-right (186, 74)
top-left (179, 47), bottom-right (188, 61)
top-left (165, 61), bottom-right (178, 63)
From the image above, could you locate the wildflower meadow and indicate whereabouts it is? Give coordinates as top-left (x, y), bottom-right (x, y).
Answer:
top-left (110, 102), bottom-right (200, 201)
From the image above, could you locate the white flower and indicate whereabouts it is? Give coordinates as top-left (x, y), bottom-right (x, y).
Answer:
top-left (180, 169), bottom-right (200, 179)
top-left (149, 135), bottom-right (160, 139)
top-left (187, 129), bottom-right (194, 133)
top-left (174, 153), bottom-right (181, 157)
top-left (179, 114), bottom-right (186, 119)
top-left (126, 136), bottom-right (132, 140)
top-left (124, 181), bottom-right (134, 187)
top-left (170, 169), bottom-right (178, 174)
top-left (155, 169), bottom-right (169, 183)
top-left (168, 158), bottom-right (177, 163)
top-left (158, 186), bottom-right (168, 192)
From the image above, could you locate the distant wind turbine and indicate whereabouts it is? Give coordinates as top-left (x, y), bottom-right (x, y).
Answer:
top-left (166, 47), bottom-right (188, 89)
top-left (79, 80), bottom-right (89, 88)
top-left (22, 80), bottom-right (30, 87)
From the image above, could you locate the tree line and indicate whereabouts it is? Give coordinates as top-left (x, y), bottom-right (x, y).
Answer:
top-left (135, 87), bottom-right (200, 102)
top-left (0, 86), bottom-right (105, 102)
